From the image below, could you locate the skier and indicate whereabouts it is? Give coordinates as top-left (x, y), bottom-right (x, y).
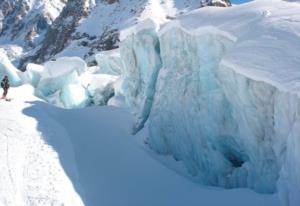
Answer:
top-left (1, 76), bottom-right (10, 100)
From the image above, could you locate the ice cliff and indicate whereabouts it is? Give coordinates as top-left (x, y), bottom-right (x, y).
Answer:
top-left (0, 50), bottom-right (22, 86)
top-left (0, 55), bottom-right (117, 109)
top-left (98, 1), bottom-right (300, 206)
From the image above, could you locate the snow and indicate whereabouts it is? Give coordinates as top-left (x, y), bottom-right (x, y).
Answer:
top-left (0, 1), bottom-right (299, 206)
top-left (41, 57), bottom-right (87, 79)
top-left (120, 23), bottom-right (162, 132)
top-left (22, 56), bottom-right (119, 109)
top-left (103, 0), bottom-right (300, 205)
top-left (60, 83), bottom-right (91, 109)
top-left (0, 85), bottom-right (84, 206)
top-left (0, 85), bottom-right (281, 206)
top-left (0, 0), bottom-right (66, 46)
top-left (87, 74), bottom-right (118, 105)
top-left (34, 57), bottom-right (91, 108)
top-left (174, 0), bottom-right (300, 95)
top-left (19, 63), bottom-right (44, 87)
top-left (58, 0), bottom-right (204, 59)
top-left (0, 50), bottom-right (22, 86)
top-left (95, 49), bottom-right (123, 75)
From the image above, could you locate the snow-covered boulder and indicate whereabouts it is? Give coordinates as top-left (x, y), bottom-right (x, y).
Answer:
top-left (95, 49), bottom-right (123, 75)
top-left (0, 50), bottom-right (22, 86)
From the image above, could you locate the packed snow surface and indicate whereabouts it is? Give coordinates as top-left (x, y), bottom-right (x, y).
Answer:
top-left (0, 86), bottom-right (280, 206)
top-left (0, 85), bottom-right (84, 206)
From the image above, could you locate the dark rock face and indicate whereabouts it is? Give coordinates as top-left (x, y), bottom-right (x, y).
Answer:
top-left (0, 0), bottom-right (66, 48)
top-left (82, 29), bottom-right (120, 60)
top-left (23, 0), bottom-right (94, 65)
top-left (106, 0), bottom-right (119, 4)
top-left (202, 0), bottom-right (231, 7)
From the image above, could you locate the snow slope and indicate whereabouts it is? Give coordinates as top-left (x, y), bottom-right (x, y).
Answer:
top-left (0, 85), bottom-right (280, 206)
top-left (0, 0), bottom-right (231, 66)
top-left (0, 85), bottom-right (84, 206)
top-left (0, 0), bottom-right (66, 47)
top-left (56, 0), bottom-right (229, 62)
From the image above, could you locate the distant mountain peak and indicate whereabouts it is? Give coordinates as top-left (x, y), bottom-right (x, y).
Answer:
top-left (0, 0), bottom-right (231, 68)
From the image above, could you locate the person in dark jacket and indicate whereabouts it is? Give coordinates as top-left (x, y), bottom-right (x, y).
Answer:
top-left (1, 76), bottom-right (10, 99)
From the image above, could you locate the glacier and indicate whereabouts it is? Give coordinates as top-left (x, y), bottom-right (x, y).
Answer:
top-left (16, 56), bottom-right (118, 109)
top-left (120, 20), bottom-right (162, 133)
top-left (0, 0), bottom-right (298, 205)
top-left (20, 63), bottom-right (44, 87)
top-left (95, 49), bottom-right (123, 75)
top-left (105, 1), bottom-right (300, 206)
top-left (87, 74), bottom-right (118, 106)
top-left (34, 57), bottom-right (91, 108)
top-left (0, 50), bottom-right (22, 86)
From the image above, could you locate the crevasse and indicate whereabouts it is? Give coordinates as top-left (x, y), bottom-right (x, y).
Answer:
top-left (118, 22), bottom-right (300, 206)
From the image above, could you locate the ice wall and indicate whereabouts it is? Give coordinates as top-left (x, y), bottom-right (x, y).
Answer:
top-left (20, 63), bottom-right (44, 87)
top-left (35, 57), bottom-right (90, 108)
top-left (0, 50), bottom-right (22, 86)
top-left (28, 57), bottom-right (118, 109)
top-left (147, 26), bottom-right (280, 192)
top-left (219, 63), bottom-right (300, 204)
top-left (87, 74), bottom-right (118, 105)
top-left (117, 20), bottom-right (300, 206)
top-left (120, 21), bottom-right (162, 133)
top-left (95, 49), bottom-right (123, 75)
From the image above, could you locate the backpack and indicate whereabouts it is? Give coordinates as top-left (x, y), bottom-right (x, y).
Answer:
top-left (1, 80), bottom-right (4, 89)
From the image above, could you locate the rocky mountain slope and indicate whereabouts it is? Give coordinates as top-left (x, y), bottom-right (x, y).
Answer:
top-left (0, 0), bottom-right (231, 69)
top-left (0, 0), bottom-right (66, 62)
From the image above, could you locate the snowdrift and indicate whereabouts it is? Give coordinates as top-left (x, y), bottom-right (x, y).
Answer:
top-left (97, 1), bottom-right (300, 206)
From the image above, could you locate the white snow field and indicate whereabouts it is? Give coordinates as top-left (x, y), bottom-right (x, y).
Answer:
top-left (0, 86), bottom-right (84, 206)
top-left (0, 86), bottom-right (280, 206)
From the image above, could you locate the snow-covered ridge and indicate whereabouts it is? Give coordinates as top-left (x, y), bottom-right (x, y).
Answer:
top-left (0, 0), bottom-right (66, 46)
top-left (1, 0), bottom-right (231, 67)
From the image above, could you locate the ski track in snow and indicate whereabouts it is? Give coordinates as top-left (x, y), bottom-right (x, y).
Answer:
top-left (0, 86), bottom-right (84, 206)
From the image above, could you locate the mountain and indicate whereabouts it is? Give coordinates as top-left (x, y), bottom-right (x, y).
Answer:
top-left (0, 0), bottom-right (231, 69)
top-left (1, 1), bottom-right (300, 206)
top-left (0, 0), bottom-right (66, 63)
